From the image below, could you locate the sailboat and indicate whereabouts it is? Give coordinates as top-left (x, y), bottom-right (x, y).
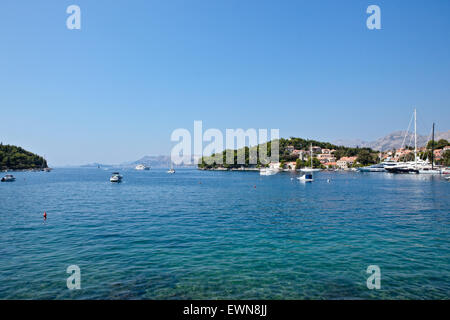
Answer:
top-left (385, 109), bottom-right (421, 174)
top-left (300, 144), bottom-right (321, 172)
top-left (418, 122), bottom-right (441, 174)
top-left (298, 144), bottom-right (314, 182)
top-left (385, 109), bottom-right (441, 174)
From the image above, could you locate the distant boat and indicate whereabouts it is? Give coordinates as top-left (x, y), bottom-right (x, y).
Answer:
top-left (358, 164), bottom-right (386, 172)
top-left (298, 173), bottom-right (314, 182)
top-left (1, 174), bottom-right (15, 182)
top-left (110, 172), bottom-right (123, 183)
top-left (359, 160), bottom-right (397, 172)
top-left (259, 168), bottom-right (277, 176)
top-left (135, 164), bottom-right (150, 171)
top-left (300, 168), bottom-right (321, 172)
top-left (167, 162), bottom-right (175, 174)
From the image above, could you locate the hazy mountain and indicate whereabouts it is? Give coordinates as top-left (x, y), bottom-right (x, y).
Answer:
top-left (333, 130), bottom-right (450, 151)
top-left (124, 155), bottom-right (198, 168)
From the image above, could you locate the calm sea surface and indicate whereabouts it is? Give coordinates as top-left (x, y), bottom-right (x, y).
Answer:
top-left (0, 168), bottom-right (449, 299)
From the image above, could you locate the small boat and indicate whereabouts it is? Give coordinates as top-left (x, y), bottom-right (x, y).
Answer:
top-left (1, 174), bottom-right (16, 182)
top-left (259, 168), bottom-right (277, 176)
top-left (298, 173), bottom-right (314, 182)
top-left (167, 162), bottom-right (175, 174)
top-left (110, 172), bottom-right (123, 182)
top-left (300, 168), bottom-right (321, 172)
top-left (418, 167), bottom-right (441, 174)
top-left (446, 176), bottom-right (450, 181)
top-left (135, 164), bottom-right (150, 170)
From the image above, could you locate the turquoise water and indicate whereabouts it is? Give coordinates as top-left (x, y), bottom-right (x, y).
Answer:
top-left (0, 168), bottom-right (449, 299)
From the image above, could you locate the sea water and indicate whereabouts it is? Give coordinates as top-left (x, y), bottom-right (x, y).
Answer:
top-left (0, 168), bottom-right (448, 299)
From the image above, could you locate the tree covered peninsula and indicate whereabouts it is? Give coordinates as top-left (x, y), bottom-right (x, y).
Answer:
top-left (198, 137), bottom-right (379, 170)
top-left (0, 144), bottom-right (48, 171)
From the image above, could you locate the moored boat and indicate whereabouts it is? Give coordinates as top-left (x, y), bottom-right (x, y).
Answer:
top-left (110, 172), bottom-right (123, 182)
top-left (298, 173), bottom-right (314, 182)
top-left (1, 174), bottom-right (16, 182)
top-left (135, 164), bottom-right (150, 170)
top-left (259, 168), bottom-right (277, 176)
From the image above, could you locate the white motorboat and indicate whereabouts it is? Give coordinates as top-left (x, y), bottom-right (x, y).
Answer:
top-left (259, 168), bottom-right (277, 176)
top-left (1, 174), bottom-right (16, 182)
top-left (298, 172), bottom-right (314, 182)
top-left (300, 168), bottom-right (321, 172)
top-left (135, 164), bottom-right (150, 170)
top-left (110, 172), bottom-right (123, 182)
top-left (167, 162), bottom-right (175, 174)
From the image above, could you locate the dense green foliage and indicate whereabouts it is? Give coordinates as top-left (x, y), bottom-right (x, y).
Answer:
top-left (426, 139), bottom-right (449, 150)
top-left (0, 144), bottom-right (47, 170)
top-left (198, 138), bottom-right (378, 169)
top-left (421, 139), bottom-right (449, 165)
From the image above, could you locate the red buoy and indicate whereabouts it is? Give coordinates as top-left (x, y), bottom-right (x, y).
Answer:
top-left (43, 211), bottom-right (47, 220)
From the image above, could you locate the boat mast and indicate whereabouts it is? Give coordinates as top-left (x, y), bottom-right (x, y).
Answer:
top-left (414, 108), bottom-right (417, 167)
top-left (431, 122), bottom-right (435, 170)
top-left (310, 143), bottom-right (313, 169)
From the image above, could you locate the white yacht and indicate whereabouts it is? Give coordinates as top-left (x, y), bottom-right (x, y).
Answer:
top-left (1, 174), bottom-right (16, 182)
top-left (259, 168), bottom-right (277, 176)
top-left (385, 109), bottom-right (438, 174)
top-left (167, 162), bottom-right (175, 174)
top-left (359, 163), bottom-right (386, 172)
top-left (110, 172), bottom-right (123, 182)
top-left (298, 172), bottom-right (314, 182)
top-left (300, 168), bottom-right (321, 172)
top-left (135, 164), bottom-right (150, 170)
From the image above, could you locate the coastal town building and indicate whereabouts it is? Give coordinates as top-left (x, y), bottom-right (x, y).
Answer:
top-left (312, 146), bottom-right (322, 154)
top-left (322, 162), bottom-right (337, 168)
top-left (318, 154), bottom-right (336, 163)
top-left (336, 156), bottom-right (358, 169)
top-left (285, 162), bottom-right (297, 170)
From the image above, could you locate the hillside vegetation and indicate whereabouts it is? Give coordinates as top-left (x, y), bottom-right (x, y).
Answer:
top-left (0, 144), bottom-right (47, 170)
top-left (199, 137), bottom-right (378, 169)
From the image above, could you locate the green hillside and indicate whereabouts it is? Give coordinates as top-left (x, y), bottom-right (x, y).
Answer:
top-left (0, 144), bottom-right (47, 170)
top-left (198, 137), bottom-right (379, 169)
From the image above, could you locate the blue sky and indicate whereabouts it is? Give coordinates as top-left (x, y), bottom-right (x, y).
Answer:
top-left (1, 0), bottom-right (449, 165)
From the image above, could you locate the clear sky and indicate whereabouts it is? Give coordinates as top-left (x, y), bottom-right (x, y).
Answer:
top-left (1, 0), bottom-right (449, 166)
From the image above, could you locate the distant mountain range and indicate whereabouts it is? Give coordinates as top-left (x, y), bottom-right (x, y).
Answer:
top-left (80, 155), bottom-right (198, 168)
top-left (124, 155), bottom-right (198, 168)
top-left (333, 130), bottom-right (450, 151)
